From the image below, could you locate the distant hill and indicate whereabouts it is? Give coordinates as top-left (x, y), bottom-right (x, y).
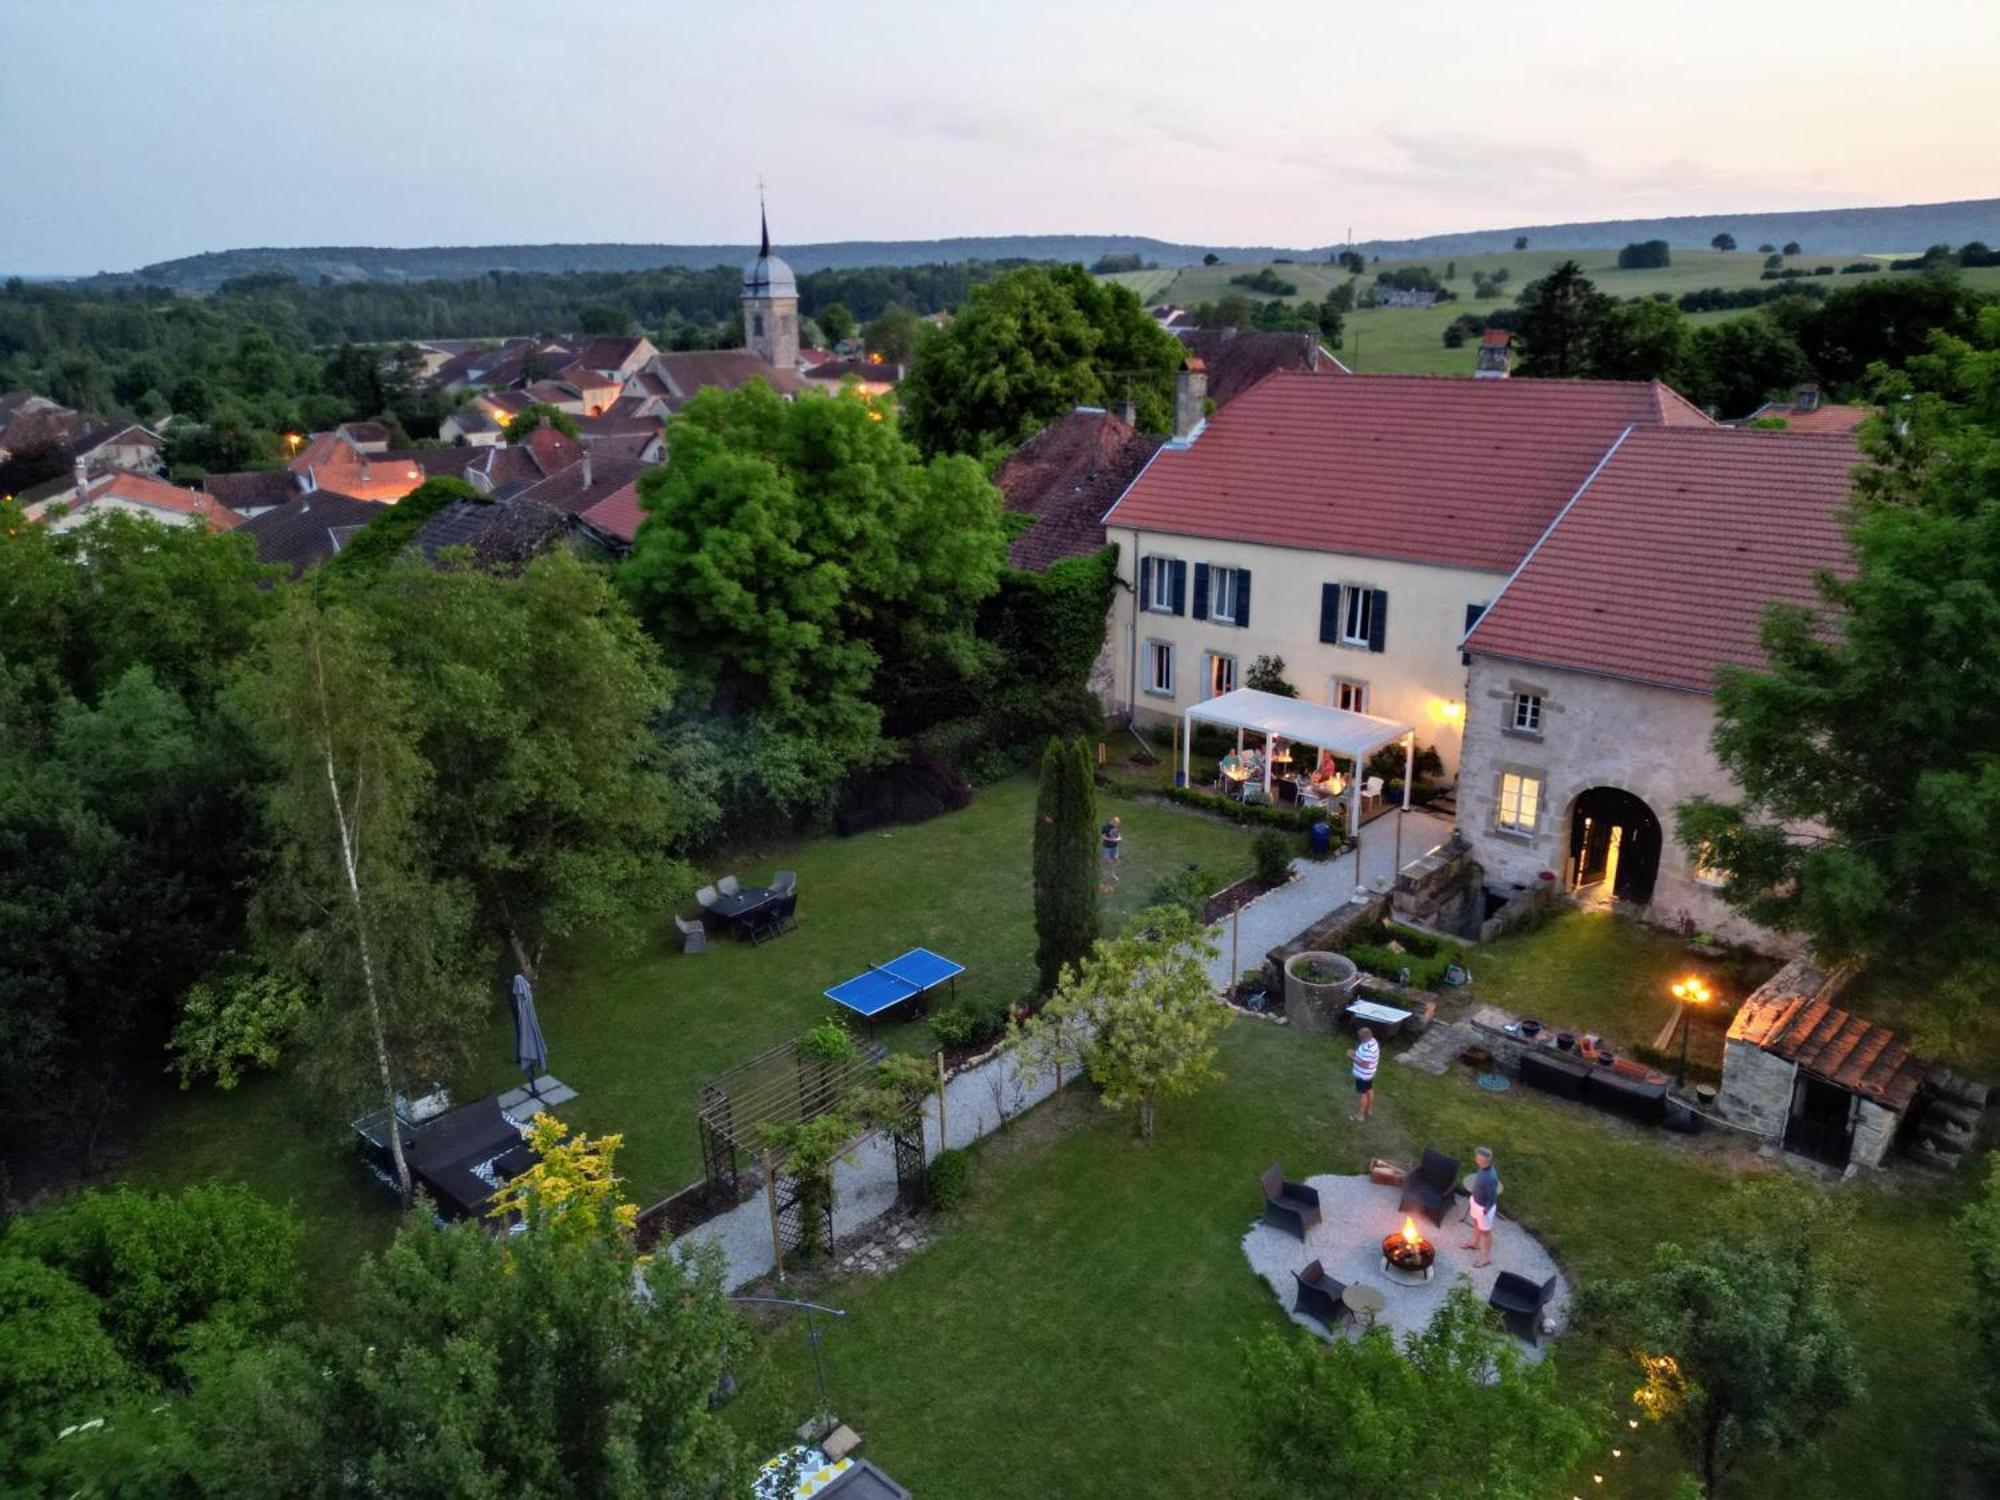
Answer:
top-left (64, 197), bottom-right (2000, 291)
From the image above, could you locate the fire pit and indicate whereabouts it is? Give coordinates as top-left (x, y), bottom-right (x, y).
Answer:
top-left (1381, 1215), bottom-right (1436, 1281)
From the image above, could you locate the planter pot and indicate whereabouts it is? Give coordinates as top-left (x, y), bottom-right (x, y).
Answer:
top-left (1519, 1019), bottom-right (1543, 1040)
top-left (1283, 950), bottom-right (1360, 1036)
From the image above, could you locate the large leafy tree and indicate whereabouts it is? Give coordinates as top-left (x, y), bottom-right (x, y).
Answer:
top-left (1587, 1184), bottom-right (1864, 1497)
top-left (1592, 295), bottom-right (1694, 384)
top-left (1514, 260), bottom-right (1614, 379)
top-left (1677, 318), bottom-right (2000, 1049)
top-left (1017, 904), bottom-right (1225, 1138)
top-left (620, 382), bottom-right (1007, 811)
top-left (898, 263), bottom-right (1185, 457)
top-left (230, 594), bottom-right (485, 1200)
top-left (358, 550), bottom-right (703, 976)
top-left (1687, 312), bottom-right (1811, 417)
top-left (1242, 1287), bottom-right (1595, 1499)
top-left (1032, 735), bottom-right (1099, 993)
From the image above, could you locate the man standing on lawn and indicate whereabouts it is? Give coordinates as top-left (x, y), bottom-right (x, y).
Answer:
top-left (1100, 814), bottom-right (1122, 891)
top-left (1348, 1025), bottom-right (1379, 1123)
top-left (1464, 1146), bottom-right (1500, 1267)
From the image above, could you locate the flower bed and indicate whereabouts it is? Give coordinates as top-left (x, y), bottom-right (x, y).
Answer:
top-left (1342, 919), bottom-right (1467, 991)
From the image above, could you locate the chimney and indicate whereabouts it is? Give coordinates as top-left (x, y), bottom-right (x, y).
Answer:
top-left (1117, 396), bottom-right (1137, 428)
top-left (581, 447), bottom-right (592, 489)
top-left (73, 457), bottom-right (90, 505)
top-left (1173, 358), bottom-right (1207, 441)
top-left (1794, 383), bottom-right (1820, 412)
top-left (1475, 330), bottom-right (1512, 379)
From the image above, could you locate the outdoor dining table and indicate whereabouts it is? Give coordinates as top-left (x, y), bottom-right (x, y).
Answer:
top-left (1346, 997), bottom-right (1414, 1039)
top-left (709, 886), bottom-right (775, 939)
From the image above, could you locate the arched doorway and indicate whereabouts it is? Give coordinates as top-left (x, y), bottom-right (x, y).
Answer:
top-left (1567, 787), bottom-right (1662, 905)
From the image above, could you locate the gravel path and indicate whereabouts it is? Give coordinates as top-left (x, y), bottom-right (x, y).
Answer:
top-left (1242, 1171), bottom-right (1569, 1357)
top-left (1204, 810), bottom-right (1455, 988)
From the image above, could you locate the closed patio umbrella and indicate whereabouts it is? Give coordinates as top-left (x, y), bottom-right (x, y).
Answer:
top-left (511, 973), bottom-right (548, 1093)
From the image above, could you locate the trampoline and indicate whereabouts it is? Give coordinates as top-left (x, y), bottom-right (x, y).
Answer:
top-left (825, 947), bottom-right (964, 1025)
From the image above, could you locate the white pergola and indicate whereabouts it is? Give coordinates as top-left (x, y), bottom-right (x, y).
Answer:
top-left (1180, 688), bottom-right (1416, 880)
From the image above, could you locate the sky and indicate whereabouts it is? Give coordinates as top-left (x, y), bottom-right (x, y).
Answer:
top-left (3, 0), bottom-right (1997, 274)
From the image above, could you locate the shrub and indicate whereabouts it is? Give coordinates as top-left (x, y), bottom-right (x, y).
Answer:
top-left (1616, 239), bottom-right (1671, 270)
top-left (833, 745), bottom-right (972, 836)
top-left (1343, 920), bottom-right (1465, 990)
top-left (1164, 784), bottom-right (1339, 837)
top-left (1252, 828), bottom-right (1293, 885)
top-left (1148, 863), bottom-right (1212, 919)
top-left (929, 1006), bottom-right (976, 1052)
top-left (925, 1147), bottom-right (973, 1210)
top-left (929, 993), bottom-right (1010, 1054)
top-left (798, 1021), bottom-right (857, 1064)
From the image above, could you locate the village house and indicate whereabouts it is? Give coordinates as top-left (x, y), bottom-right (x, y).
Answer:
top-left (24, 464), bottom-right (243, 533)
top-left (1099, 365), bottom-right (1712, 775)
top-left (1454, 426), bottom-right (1858, 949)
top-left (1741, 382), bottom-right (1873, 434)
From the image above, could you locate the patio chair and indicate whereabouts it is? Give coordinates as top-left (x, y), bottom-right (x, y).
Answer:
top-left (1260, 1163), bottom-right (1323, 1241)
top-left (772, 869), bottom-right (799, 895)
top-left (749, 891), bottom-right (798, 946)
top-left (717, 875), bottom-right (741, 897)
top-left (695, 884), bottom-right (720, 912)
top-left (1362, 775), bottom-right (1385, 807)
top-left (674, 914), bottom-right (707, 955)
top-left (1398, 1148), bottom-right (1460, 1227)
top-left (1489, 1271), bottom-right (1559, 1344)
top-left (1291, 1258), bottom-right (1349, 1330)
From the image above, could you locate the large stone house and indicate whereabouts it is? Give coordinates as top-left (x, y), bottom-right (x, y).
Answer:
top-left (1099, 367), bottom-right (1711, 775)
top-left (1454, 426), bottom-right (1859, 949)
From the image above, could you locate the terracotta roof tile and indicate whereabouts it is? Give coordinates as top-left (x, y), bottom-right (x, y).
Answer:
top-left (1105, 372), bottom-right (1711, 573)
top-left (202, 469), bottom-right (301, 511)
top-left (650, 350), bottom-right (799, 399)
top-left (1728, 993), bottom-right (1931, 1112)
top-left (1172, 328), bottom-right (1341, 408)
top-left (236, 491), bottom-right (383, 576)
top-left (995, 408), bottom-right (1162, 571)
top-left (578, 478), bottom-right (647, 545)
top-left (1465, 427), bottom-right (1858, 693)
top-left (1744, 400), bottom-right (1874, 435)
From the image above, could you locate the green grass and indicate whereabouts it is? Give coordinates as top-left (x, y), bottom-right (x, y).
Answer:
top-left (108, 775), bottom-right (1255, 1301)
top-left (725, 1018), bottom-right (1982, 1498)
top-left (1106, 248), bottom-right (2000, 377)
top-left (1463, 909), bottom-right (1778, 1070)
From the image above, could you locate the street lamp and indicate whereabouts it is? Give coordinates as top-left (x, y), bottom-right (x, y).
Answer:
top-left (1669, 976), bottom-right (1713, 1087)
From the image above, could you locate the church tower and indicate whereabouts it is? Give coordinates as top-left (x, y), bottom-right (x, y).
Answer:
top-left (741, 200), bottom-right (799, 370)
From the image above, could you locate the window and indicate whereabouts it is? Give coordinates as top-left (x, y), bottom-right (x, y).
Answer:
top-left (1340, 585), bottom-right (1374, 646)
top-left (1692, 844), bottom-right (1727, 887)
top-left (1208, 565), bottom-right (1239, 623)
top-left (1140, 555), bottom-right (1184, 615)
top-left (1333, 677), bottom-right (1369, 714)
top-left (1510, 693), bottom-right (1543, 733)
top-left (1206, 652), bottom-right (1236, 698)
top-left (1145, 640), bottom-right (1175, 696)
top-left (752, 313), bottom-right (765, 337)
top-left (1497, 772), bottom-right (1542, 833)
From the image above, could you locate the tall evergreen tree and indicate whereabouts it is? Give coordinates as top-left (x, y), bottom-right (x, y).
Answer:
top-left (1514, 260), bottom-right (1613, 378)
top-left (1033, 735), bottom-right (1098, 993)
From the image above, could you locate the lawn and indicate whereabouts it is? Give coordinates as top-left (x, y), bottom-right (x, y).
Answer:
top-left (1104, 249), bottom-right (2000, 378)
top-left (108, 774), bottom-right (1256, 1301)
top-left (1462, 908), bottom-right (1778, 1072)
top-left (725, 1018), bottom-right (1984, 1498)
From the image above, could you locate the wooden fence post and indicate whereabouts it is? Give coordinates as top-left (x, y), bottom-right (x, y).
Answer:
top-left (935, 1050), bottom-right (948, 1150)
top-left (763, 1149), bottom-right (785, 1283)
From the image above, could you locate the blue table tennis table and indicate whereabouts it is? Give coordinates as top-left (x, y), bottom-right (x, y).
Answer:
top-left (825, 947), bottom-right (965, 1026)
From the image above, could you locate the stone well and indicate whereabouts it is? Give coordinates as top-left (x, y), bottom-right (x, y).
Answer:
top-left (1285, 951), bottom-right (1360, 1034)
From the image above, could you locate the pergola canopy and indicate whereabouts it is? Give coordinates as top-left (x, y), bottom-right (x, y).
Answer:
top-left (1183, 688), bottom-right (1412, 759)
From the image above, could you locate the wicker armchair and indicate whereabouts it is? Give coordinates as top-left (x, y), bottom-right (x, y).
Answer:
top-left (1260, 1163), bottom-right (1323, 1241)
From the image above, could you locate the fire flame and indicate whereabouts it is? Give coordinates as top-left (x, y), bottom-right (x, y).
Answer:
top-left (1401, 1216), bottom-right (1421, 1246)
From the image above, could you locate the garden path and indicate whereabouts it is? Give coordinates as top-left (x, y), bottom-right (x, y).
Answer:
top-left (1202, 810), bottom-right (1454, 989)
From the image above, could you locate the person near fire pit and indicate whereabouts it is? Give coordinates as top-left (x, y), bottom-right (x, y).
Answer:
top-left (1464, 1146), bottom-right (1500, 1267)
top-left (1347, 1026), bottom-right (1380, 1123)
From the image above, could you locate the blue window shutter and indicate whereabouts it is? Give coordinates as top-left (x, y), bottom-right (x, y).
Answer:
top-left (1235, 569), bottom-right (1252, 629)
top-left (1319, 583), bottom-right (1340, 643)
top-left (1139, 557), bottom-right (1153, 612)
top-left (1368, 589), bottom-right (1389, 653)
top-left (1170, 559), bottom-right (1187, 615)
top-left (1191, 563), bottom-right (1210, 621)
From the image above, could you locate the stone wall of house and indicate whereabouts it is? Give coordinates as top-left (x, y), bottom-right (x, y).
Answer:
top-left (1393, 833), bottom-right (1482, 937)
top-left (1849, 1098), bottom-right (1901, 1170)
top-left (1456, 653), bottom-right (1806, 957)
top-left (1716, 1036), bottom-right (1798, 1138)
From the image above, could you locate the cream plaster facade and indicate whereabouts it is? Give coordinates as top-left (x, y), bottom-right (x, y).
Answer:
top-left (1104, 526), bottom-right (1501, 775)
top-left (1456, 651), bottom-right (1805, 955)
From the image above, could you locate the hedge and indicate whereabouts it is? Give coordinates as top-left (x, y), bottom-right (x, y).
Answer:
top-left (1343, 920), bottom-right (1465, 990)
top-left (1164, 784), bottom-right (1345, 837)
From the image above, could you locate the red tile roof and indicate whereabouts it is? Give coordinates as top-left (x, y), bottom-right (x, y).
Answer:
top-left (1104, 372), bottom-right (1711, 573)
top-left (1728, 992), bottom-right (1930, 1112)
top-left (1744, 399), bottom-right (1874, 435)
top-left (1171, 328), bottom-right (1343, 408)
top-left (651, 350), bottom-right (800, 399)
top-left (1464, 427), bottom-right (1858, 693)
top-left (578, 478), bottom-right (647, 545)
top-left (995, 408), bottom-right (1162, 571)
top-left (32, 469), bottom-right (245, 531)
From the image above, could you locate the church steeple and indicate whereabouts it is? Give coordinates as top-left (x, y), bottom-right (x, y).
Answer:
top-left (741, 189), bottom-right (798, 370)
top-left (759, 187), bottom-right (771, 259)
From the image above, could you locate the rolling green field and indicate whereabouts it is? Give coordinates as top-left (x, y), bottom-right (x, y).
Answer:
top-left (1106, 249), bottom-right (2000, 376)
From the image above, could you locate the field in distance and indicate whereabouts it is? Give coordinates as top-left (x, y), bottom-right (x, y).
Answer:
top-left (1105, 248), bottom-right (2000, 376)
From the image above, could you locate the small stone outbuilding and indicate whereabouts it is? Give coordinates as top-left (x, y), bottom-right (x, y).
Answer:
top-left (1717, 976), bottom-right (1931, 1172)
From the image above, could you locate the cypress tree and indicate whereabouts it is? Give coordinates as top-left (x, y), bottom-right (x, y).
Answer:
top-left (1033, 735), bottom-right (1099, 994)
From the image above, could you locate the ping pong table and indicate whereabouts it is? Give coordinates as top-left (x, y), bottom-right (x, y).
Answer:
top-left (824, 947), bottom-right (965, 1025)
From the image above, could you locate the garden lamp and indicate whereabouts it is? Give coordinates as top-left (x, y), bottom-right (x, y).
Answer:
top-left (1669, 976), bottom-right (1713, 1087)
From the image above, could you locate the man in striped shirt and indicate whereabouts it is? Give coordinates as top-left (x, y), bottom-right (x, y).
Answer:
top-left (1347, 1025), bottom-right (1380, 1123)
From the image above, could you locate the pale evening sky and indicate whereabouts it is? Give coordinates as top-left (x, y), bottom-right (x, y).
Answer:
top-left (2, 0), bottom-right (1996, 274)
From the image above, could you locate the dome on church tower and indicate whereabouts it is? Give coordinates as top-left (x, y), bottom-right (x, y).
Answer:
top-left (742, 206), bottom-right (796, 299)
